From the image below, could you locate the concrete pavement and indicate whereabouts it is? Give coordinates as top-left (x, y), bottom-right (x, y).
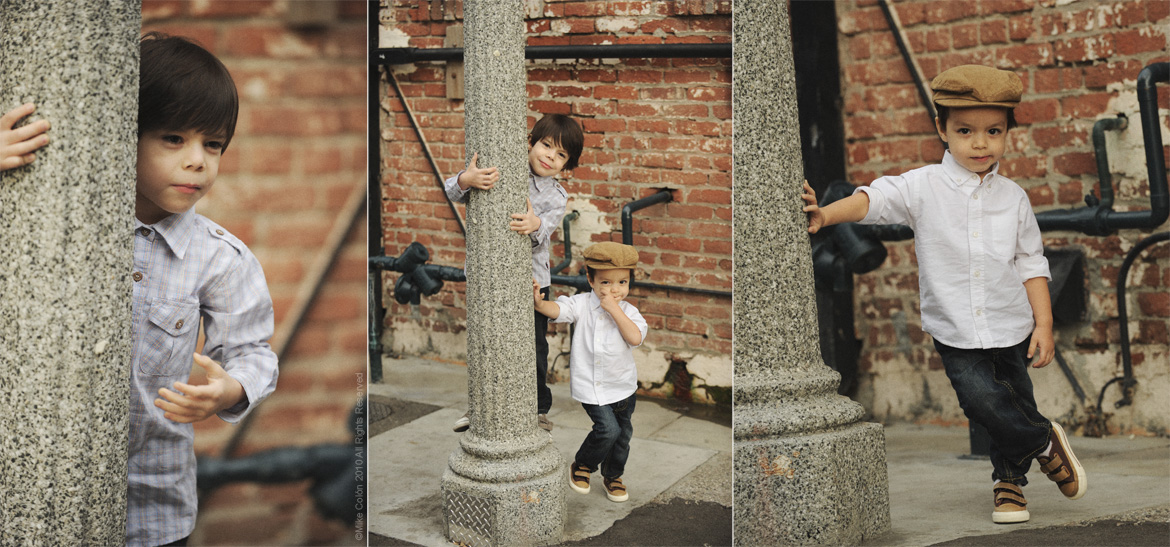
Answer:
top-left (369, 355), bottom-right (1169, 546)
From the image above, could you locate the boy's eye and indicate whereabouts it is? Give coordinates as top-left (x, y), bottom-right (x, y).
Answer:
top-left (988, 128), bottom-right (1001, 135)
top-left (162, 134), bottom-right (183, 144)
top-left (956, 128), bottom-right (970, 135)
top-left (205, 141), bottom-right (224, 151)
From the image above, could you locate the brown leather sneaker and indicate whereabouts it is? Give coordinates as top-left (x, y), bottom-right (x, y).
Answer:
top-left (603, 476), bottom-right (629, 502)
top-left (992, 482), bottom-right (1030, 524)
top-left (569, 462), bottom-right (591, 494)
top-left (1037, 421), bottom-right (1086, 500)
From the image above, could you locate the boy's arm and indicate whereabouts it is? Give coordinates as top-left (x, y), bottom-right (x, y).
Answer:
top-left (802, 180), bottom-right (870, 234)
top-left (1023, 277), bottom-right (1054, 368)
top-left (188, 246), bottom-right (279, 423)
top-left (1, 103), bottom-right (50, 171)
top-left (515, 188), bottom-right (566, 242)
top-left (599, 295), bottom-right (645, 346)
top-left (534, 279), bottom-right (560, 319)
top-left (444, 153), bottom-right (500, 203)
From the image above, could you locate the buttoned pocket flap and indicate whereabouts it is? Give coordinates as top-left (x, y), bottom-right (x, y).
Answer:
top-left (148, 300), bottom-right (198, 337)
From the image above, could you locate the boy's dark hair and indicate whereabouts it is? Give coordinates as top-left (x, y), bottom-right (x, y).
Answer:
top-left (586, 266), bottom-right (634, 283)
top-left (935, 104), bottom-right (1018, 131)
top-left (139, 32), bottom-right (239, 150)
top-left (529, 114), bottom-right (584, 171)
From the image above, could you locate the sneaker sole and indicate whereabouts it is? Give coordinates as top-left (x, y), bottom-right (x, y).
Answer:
top-left (569, 480), bottom-right (590, 495)
top-left (992, 509), bottom-right (1030, 524)
top-left (606, 490), bottom-right (629, 502)
top-left (452, 418), bottom-right (470, 433)
top-left (1051, 421), bottom-right (1087, 500)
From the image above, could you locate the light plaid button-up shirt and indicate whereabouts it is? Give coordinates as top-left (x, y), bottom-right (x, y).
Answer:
top-left (128, 208), bottom-right (278, 546)
top-left (444, 168), bottom-right (568, 287)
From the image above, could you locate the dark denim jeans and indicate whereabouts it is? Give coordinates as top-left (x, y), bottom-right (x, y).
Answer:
top-left (536, 287), bottom-right (551, 414)
top-left (935, 337), bottom-right (1051, 486)
top-left (576, 393), bottom-right (636, 479)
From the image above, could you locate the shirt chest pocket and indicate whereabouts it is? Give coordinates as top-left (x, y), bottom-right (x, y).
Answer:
top-left (139, 299), bottom-right (200, 377)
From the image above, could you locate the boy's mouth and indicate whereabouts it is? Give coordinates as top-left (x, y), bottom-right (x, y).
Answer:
top-left (172, 184), bottom-right (201, 194)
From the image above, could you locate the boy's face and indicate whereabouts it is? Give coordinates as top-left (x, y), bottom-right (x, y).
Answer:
top-left (588, 268), bottom-right (631, 303)
top-left (135, 128), bottom-right (224, 224)
top-left (935, 107), bottom-right (1008, 178)
top-left (528, 136), bottom-right (570, 177)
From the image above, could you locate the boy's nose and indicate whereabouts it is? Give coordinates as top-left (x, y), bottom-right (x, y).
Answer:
top-left (183, 148), bottom-right (206, 170)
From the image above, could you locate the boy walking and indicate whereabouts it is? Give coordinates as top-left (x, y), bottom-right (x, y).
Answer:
top-left (129, 33), bottom-right (278, 545)
top-left (445, 113), bottom-right (583, 432)
top-left (534, 242), bottom-right (648, 502)
top-left (802, 65), bottom-right (1085, 523)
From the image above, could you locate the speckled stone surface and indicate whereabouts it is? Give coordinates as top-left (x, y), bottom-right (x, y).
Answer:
top-left (732, 1), bottom-right (890, 544)
top-left (439, 2), bottom-right (566, 545)
top-left (0, 2), bottom-right (140, 544)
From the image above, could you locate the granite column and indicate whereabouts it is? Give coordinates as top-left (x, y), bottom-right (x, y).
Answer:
top-left (439, 1), bottom-right (566, 545)
top-left (731, 1), bottom-right (891, 544)
top-left (0, 1), bottom-right (141, 543)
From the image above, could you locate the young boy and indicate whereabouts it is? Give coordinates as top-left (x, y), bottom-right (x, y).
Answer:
top-left (129, 33), bottom-right (278, 545)
top-left (534, 241), bottom-right (647, 503)
top-left (802, 65), bottom-right (1085, 524)
top-left (445, 113), bottom-right (583, 433)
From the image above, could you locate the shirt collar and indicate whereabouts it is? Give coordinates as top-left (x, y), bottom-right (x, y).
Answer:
top-left (941, 150), bottom-right (1000, 188)
top-left (135, 208), bottom-right (197, 259)
top-left (530, 167), bottom-right (557, 190)
top-left (588, 291), bottom-right (603, 310)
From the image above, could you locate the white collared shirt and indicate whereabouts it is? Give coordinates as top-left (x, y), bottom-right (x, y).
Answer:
top-left (856, 151), bottom-right (1050, 349)
top-left (552, 292), bottom-right (648, 405)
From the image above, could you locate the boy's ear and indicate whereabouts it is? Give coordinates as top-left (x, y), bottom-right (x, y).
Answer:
top-left (934, 117), bottom-right (947, 142)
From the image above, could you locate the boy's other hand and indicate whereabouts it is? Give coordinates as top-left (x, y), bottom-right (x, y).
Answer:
top-left (155, 353), bottom-right (246, 423)
top-left (457, 152), bottom-right (499, 191)
top-left (598, 290), bottom-right (621, 315)
top-left (533, 278), bottom-right (542, 306)
top-left (510, 198), bottom-right (541, 235)
top-left (0, 103), bottom-right (50, 171)
top-left (1028, 325), bottom-right (1055, 368)
top-left (801, 180), bottom-right (826, 234)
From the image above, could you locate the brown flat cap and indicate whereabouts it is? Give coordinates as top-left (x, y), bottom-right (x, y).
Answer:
top-left (583, 241), bottom-right (638, 270)
top-left (931, 65), bottom-right (1022, 108)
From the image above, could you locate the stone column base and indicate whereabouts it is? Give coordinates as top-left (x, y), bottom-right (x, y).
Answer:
top-left (441, 443), bottom-right (566, 547)
top-left (734, 422), bottom-right (891, 545)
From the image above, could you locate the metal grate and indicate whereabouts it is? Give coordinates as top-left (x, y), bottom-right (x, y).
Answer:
top-left (445, 490), bottom-right (494, 547)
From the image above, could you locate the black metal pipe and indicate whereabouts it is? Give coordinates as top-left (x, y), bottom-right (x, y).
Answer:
top-left (622, 190), bottom-right (674, 246)
top-left (368, 0), bottom-right (384, 383)
top-left (1090, 115), bottom-right (1127, 209)
top-left (876, 0), bottom-right (935, 122)
top-left (388, 72), bottom-right (467, 235)
top-left (377, 43), bottom-right (731, 65)
top-left (1114, 230), bottom-right (1169, 408)
top-left (550, 211), bottom-right (579, 276)
top-left (1036, 62), bottom-right (1168, 234)
top-left (1052, 347), bottom-right (1087, 404)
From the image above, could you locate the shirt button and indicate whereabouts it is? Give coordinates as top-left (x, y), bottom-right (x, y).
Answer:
top-left (972, 193), bottom-right (980, 200)
top-left (972, 231), bottom-right (980, 238)
top-left (132, 272), bottom-right (143, 282)
top-left (973, 270), bottom-right (981, 278)
top-left (137, 227), bottom-right (150, 236)
top-left (175, 319), bottom-right (184, 329)
top-left (975, 309), bottom-right (983, 316)
top-left (216, 229), bottom-right (225, 236)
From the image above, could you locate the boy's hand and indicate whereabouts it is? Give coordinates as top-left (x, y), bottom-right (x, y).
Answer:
top-left (509, 198), bottom-right (541, 235)
top-left (154, 353), bottom-right (246, 423)
top-left (1, 103), bottom-right (50, 171)
top-left (597, 290), bottom-right (622, 315)
top-left (801, 180), bottom-right (826, 234)
top-left (533, 278), bottom-right (542, 306)
top-left (457, 152), bottom-right (499, 191)
top-left (1028, 325), bottom-right (1055, 368)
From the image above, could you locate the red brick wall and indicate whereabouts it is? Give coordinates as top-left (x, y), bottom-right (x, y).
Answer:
top-left (379, 1), bottom-right (733, 402)
top-left (837, 0), bottom-right (1169, 434)
top-left (143, 1), bottom-right (366, 544)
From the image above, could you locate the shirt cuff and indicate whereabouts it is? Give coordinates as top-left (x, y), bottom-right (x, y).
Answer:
top-left (1016, 254), bottom-right (1051, 281)
top-left (854, 186), bottom-right (882, 224)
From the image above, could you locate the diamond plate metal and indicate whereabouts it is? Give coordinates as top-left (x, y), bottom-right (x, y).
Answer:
top-left (445, 490), bottom-right (494, 547)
